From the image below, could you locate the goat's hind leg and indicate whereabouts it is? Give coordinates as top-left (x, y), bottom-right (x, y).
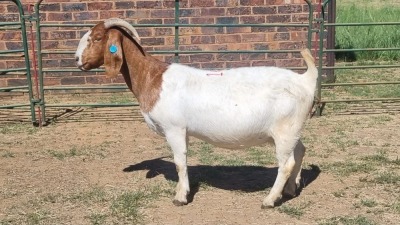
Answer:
top-left (262, 137), bottom-right (299, 208)
top-left (165, 129), bottom-right (190, 206)
top-left (283, 140), bottom-right (305, 197)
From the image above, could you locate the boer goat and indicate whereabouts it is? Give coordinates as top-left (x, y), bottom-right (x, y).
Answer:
top-left (75, 18), bottom-right (318, 208)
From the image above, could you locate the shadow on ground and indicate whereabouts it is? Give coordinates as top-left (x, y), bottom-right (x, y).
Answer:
top-left (123, 157), bottom-right (320, 204)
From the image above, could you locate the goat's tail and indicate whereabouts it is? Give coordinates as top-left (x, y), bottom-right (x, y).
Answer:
top-left (300, 48), bottom-right (318, 80)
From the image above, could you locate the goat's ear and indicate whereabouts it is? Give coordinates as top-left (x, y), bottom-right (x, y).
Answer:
top-left (104, 30), bottom-right (123, 78)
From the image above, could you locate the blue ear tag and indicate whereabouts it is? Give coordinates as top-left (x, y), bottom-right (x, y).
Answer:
top-left (109, 44), bottom-right (118, 54)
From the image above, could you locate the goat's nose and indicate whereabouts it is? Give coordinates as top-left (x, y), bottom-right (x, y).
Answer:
top-left (75, 56), bottom-right (79, 62)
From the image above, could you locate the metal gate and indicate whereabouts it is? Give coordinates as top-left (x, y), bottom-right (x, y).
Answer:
top-left (2, 0), bottom-right (399, 125)
top-left (30, 0), bottom-right (315, 125)
top-left (315, 0), bottom-right (400, 115)
top-left (0, 0), bottom-right (37, 124)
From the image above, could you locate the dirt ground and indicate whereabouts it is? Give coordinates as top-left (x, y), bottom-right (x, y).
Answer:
top-left (0, 99), bottom-right (399, 225)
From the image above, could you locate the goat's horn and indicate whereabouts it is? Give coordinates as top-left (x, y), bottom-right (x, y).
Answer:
top-left (104, 18), bottom-right (140, 42)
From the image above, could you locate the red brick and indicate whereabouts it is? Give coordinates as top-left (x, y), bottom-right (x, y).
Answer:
top-left (240, 0), bottom-right (264, 6)
top-left (88, 2), bottom-right (113, 11)
top-left (155, 28), bottom-right (174, 36)
top-left (266, 15), bottom-right (291, 23)
top-left (7, 78), bottom-right (28, 86)
top-left (227, 61), bottom-right (251, 68)
top-left (227, 7), bottom-right (251, 15)
top-left (216, 0), bottom-right (240, 7)
top-left (85, 76), bottom-right (112, 85)
top-left (39, 3), bottom-right (61, 12)
top-left (273, 32), bottom-right (290, 41)
top-left (0, 79), bottom-right (6, 87)
top-left (190, 54), bottom-right (214, 62)
top-left (278, 5), bottom-right (302, 13)
top-left (203, 44), bottom-right (228, 51)
top-left (252, 60), bottom-right (276, 67)
top-left (242, 33), bottom-right (266, 42)
top-left (226, 27), bottom-right (251, 34)
top-left (201, 62), bottom-right (225, 69)
top-left (137, 1), bottom-right (163, 9)
top-left (62, 3), bottom-right (87, 12)
top-left (115, 1), bottom-right (135, 9)
top-left (200, 8), bottom-right (225, 16)
top-left (47, 12), bottom-right (72, 21)
top-left (126, 10), bottom-right (150, 19)
top-left (291, 31), bottom-right (308, 41)
top-left (279, 41), bottom-right (303, 49)
top-left (216, 34), bottom-right (241, 44)
top-left (216, 53), bottom-right (240, 61)
top-left (265, 0), bottom-right (284, 4)
top-left (61, 76), bottom-right (85, 85)
top-left (141, 37), bottom-right (165, 46)
top-left (180, 9), bottom-right (200, 17)
top-left (180, 27), bottom-right (201, 35)
top-left (50, 31), bottom-right (76, 40)
top-left (151, 9), bottom-right (175, 18)
top-left (268, 53), bottom-right (289, 59)
top-left (241, 53), bottom-right (265, 60)
top-left (99, 11), bottom-right (125, 19)
top-left (253, 6), bottom-right (277, 14)
top-left (191, 17), bottom-right (215, 24)
top-left (73, 12), bottom-right (99, 21)
top-left (0, 31), bottom-right (22, 40)
top-left (190, 0), bottom-right (215, 7)
top-left (201, 27), bottom-right (224, 35)
top-left (191, 36), bottom-right (216, 44)
top-left (240, 15), bottom-right (265, 24)
top-left (276, 59), bottom-right (303, 67)
top-left (0, 5), bottom-right (6, 13)
top-left (43, 77), bottom-right (61, 86)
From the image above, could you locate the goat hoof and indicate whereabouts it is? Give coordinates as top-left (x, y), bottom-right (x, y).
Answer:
top-left (261, 204), bottom-right (274, 209)
top-left (173, 200), bottom-right (187, 206)
top-left (282, 191), bottom-right (297, 199)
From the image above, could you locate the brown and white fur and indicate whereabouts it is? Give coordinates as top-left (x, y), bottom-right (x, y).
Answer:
top-left (75, 18), bottom-right (318, 208)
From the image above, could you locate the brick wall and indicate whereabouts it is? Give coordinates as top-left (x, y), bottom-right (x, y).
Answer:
top-left (0, 0), bottom-right (319, 89)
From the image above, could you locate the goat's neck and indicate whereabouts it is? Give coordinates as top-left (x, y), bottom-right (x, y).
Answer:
top-left (120, 37), bottom-right (169, 113)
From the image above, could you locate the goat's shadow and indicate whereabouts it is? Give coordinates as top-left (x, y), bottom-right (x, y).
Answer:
top-left (123, 157), bottom-right (320, 205)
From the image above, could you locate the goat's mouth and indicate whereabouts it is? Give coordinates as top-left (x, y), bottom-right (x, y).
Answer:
top-left (78, 63), bottom-right (88, 71)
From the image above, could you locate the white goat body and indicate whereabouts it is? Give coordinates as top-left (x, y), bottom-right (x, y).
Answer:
top-left (145, 64), bottom-right (316, 149)
top-left (75, 18), bottom-right (318, 208)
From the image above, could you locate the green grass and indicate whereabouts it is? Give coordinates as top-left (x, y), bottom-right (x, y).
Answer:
top-left (318, 215), bottom-right (376, 225)
top-left (110, 191), bottom-right (148, 224)
top-left (373, 171), bottom-right (400, 184)
top-left (278, 205), bottom-right (304, 218)
top-left (278, 201), bottom-right (311, 219)
top-left (68, 187), bottom-right (108, 204)
top-left (390, 201), bottom-right (400, 214)
top-left (321, 68), bottom-right (400, 107)
top-left (47, 143), bottom-right (110, 160)
top-left (323, 161), bottom-right (375, 177)
top-left (355, 199), bottom-right (378, 208)
top-left (336, 3), bottom-right (400, 61)
top-left (25, 211), bottom-right (50, 225)
top-left (1, 150), bottom-right (15, 158)
top-left (86, 213), bottom-right (108, 225)
top-left (0, 123), bottom-right (38, 135)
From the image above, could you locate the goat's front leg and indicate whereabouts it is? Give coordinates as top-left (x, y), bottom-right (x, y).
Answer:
top-left (165, 128), bottom-right (189, 206)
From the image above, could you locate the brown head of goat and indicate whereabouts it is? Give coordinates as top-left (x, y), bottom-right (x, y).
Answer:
top-left (75, 18), bottom-right (168, 113)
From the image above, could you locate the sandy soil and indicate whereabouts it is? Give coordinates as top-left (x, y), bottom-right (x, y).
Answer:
top-left (0, 103), bottom-right (399, 225)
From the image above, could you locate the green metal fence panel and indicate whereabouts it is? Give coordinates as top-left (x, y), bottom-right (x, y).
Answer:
top-left (0, 0), bottom-right (36, 124)
top-left (315, 0), bottom-right (400, 116)
top-left (33, 0), bottom-right (316, 123)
